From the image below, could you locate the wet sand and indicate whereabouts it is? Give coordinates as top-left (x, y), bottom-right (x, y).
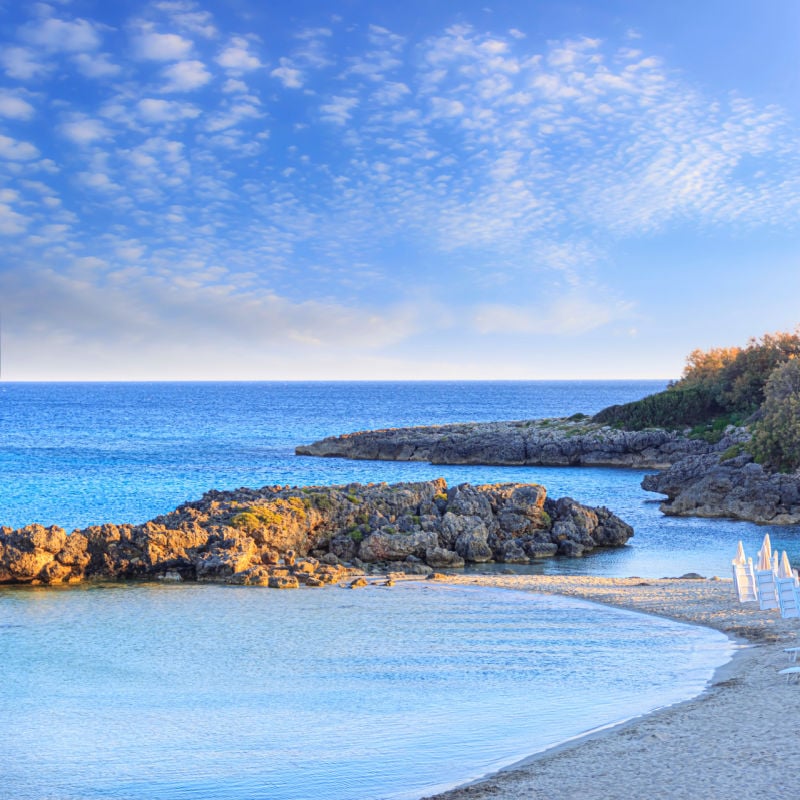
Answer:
top-left (422, 575), bottom-right (800, 800)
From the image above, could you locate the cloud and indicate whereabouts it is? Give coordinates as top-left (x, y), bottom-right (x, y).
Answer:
top-left (0, 261), bottom-right (425, 378)
top-left (136, 98), bottom-right (201, 122)
top-left (1, 12), bottom-right (799, 379)
top-left (152, 2), bottom-right (217, 39)
top-left (270, 58), bottom-right (303, 89)
top-left (0, 196), bottom-right (29, 234)
top-left (20, 15), bottom-right (102, 53)
top-left (0, 134), bottom-right (40, 160)
top-left (133, 28), bottom-right (193, 61)
top-left (59, 115), bottom-right (110, 145)
top-left (159, 59), bottom-right (211, 92)
top-left (0, 90), bottom-right (35, 120)
top-left (319, 95), bottom-right (358, 124)
top-left (473, 293), bottom-right (633, 335)
top-left (0, 46), bottom-right (51, 80)
top-left (73, 52), bottom-right (121, 78)
top-left (216, 37), bottom-right (262, 72)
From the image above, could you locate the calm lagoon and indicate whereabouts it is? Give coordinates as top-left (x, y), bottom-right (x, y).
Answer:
top-left (0, 581), bottom-right (732, 800)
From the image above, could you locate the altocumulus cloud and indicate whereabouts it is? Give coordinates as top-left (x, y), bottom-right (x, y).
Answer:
top-left (0, 2), bottom-right (798, 377)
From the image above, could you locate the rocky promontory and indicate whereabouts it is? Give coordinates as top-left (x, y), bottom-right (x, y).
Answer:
top-left (643, 447), bottom-right (800, 524)
top-left (0, 478), bottom-right (633, 586)
top-left (297, 421), bottom-right (800, 525)
top-left (296, 417), bottom-right (714, 469)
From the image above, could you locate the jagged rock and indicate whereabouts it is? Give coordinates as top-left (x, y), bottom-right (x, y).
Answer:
top-left (397, 563), bottom-right (433, 576)
top-left (0, 479), bottom-right (633, 585)
top-left (358, 530), bottom-right (438, 562)
top-left (268, 575), bottom-right (300, 589)
top-left (454, 525), bottom-right (493, 562)
top-left (526, 542), bottom-right (559, 558)
top-left (499, 540), bottom-right (529, 563)
top-left (348, 577), bottom-right (369, 588)
top-left (424, 546), bottom-right (466, 569)
top-left (643, 444), bottom-right (800, 524)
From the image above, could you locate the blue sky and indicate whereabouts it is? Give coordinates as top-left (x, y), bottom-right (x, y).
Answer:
top-left (0, 0), bottom-right (798, 380)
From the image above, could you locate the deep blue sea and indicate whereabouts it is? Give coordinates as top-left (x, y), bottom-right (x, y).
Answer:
top-left (0, 381), bottom-right (778, 799)
top-left (2, 380), bottom-right (799, 576)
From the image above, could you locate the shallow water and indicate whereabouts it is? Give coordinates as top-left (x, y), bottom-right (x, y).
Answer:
top-left (0, 581), bottom-right (732, 800)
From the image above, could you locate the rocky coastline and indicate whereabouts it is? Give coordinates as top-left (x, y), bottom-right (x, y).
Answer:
top-left (296, 416), bottom-right (711, 469)
top-left (297, 420), bottom-right (800, 525)
top-left (0, 478), bottom-right (632, 586)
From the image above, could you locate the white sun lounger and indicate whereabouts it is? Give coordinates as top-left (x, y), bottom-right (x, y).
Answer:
top-left (755, 569), bottom-right (779, 611)
top-left (776, 577), bottom-right (800, 618)
top-left (778, 667), bottom-right (800, 684)
top-left (784, 647), bottom-right (800, 662)
top-left (732, 560), bottom-right (757, 602)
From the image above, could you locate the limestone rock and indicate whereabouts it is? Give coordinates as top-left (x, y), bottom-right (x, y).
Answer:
top-left (424, 546), bottom-right (466, 569)
top-left (0, 478), bottom-right (633, 585)
top-left (358, 530), bottom-right (438, 562)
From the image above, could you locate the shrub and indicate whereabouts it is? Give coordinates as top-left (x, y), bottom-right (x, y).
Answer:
top-left (594, 328), bottom-right (800, 430)
top-left (750, 359), bottom-right (800, 472)
top-left (230, 497), bottom-right (307, 531)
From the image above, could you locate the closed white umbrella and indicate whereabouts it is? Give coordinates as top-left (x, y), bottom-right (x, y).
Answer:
top-left (780, 551), bottom-right (794, 580)
top-left (773, 551), bottom-right (780, 575)
top-left (758, 534), bottom-right (773, 571)
top-left (734, 540), bottom-right (746, 565)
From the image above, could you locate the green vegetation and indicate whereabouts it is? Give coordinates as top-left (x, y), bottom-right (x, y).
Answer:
top-left (231, 497), bottom-right (307, 532)
top-left (309, 493), bottom-right (333, 511)
top-left (539, 510), bottom-right (552, 529)
top-left (347, 526), bottom-right (363, 543)
top-left (594, 329), bottom-right (800, 432)
top-left (750, 359), bottom-right (800, 472)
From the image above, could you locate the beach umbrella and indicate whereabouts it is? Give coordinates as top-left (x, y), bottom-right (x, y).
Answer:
top-left (758, 534), bottom-right (772, 571)
top-left (773, 551), bottom-right (780, 575)
top-left (780, 551), bottom-right (794, 580)
top-left (734, 541), bottom-right (746, 565)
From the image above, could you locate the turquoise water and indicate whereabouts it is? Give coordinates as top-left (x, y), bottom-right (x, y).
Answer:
top-left (0, 582), bottom-right (732, 800)
top-left (2, 380), bottom-right (800, 577)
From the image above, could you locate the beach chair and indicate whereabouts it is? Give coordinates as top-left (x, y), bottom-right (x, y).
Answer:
top-left (731, 559), bottom-right (757, 602)
top-left (755, 569), bottom-right (779, 611)
top-left (784, 647), bottom-right (800, 662)
top-left (778, 667), bottom-right (800, 684)
top-left (776, 577), bottom-right (800, 618)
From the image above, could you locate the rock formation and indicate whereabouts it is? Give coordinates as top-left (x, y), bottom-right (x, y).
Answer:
top-left (296, 417), bottom-right (714, 469)
top-left (642, 444), bottom-right (800, 524)
top-left (297, 420), bottom-right (800, 525)
top-left (0, 478), bottom-right (633, 586)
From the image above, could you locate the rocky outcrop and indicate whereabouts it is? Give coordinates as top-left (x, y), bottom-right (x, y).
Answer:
top-left (298, 419), bottom-right (800, 526)
top-left (296, 417), bottom-right (715, 469)
top-left (642, 447), bottom-right (800, 525)
top-left (0, 479), bottom-right (633, 586)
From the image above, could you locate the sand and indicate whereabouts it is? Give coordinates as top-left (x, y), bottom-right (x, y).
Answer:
top-left (418, 575), bottom-right (800, 800)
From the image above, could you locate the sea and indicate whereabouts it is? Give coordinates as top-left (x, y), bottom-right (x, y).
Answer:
top-left (0, 380), bottom-right (784, 799)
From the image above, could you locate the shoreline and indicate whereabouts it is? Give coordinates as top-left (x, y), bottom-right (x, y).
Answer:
top-left (421, 574), bottom-right (800, 799)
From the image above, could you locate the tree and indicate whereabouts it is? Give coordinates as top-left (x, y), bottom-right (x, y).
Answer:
top-left (750, 358), bottom-right (800, 472)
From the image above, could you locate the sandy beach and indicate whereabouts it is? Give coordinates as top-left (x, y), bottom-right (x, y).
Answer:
top-left (422, 574), bottom-right (800, 800)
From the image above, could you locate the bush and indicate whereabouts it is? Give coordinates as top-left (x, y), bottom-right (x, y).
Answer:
top-left (593, 386), bottom-right (724, 430)
top-left (750, 359), bottom-right (800, 471)
top-left (594, 328), bottom-right (800, 431)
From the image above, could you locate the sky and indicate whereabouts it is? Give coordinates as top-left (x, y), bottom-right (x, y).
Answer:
top-left (0, 0), bottom-right (798, 381)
